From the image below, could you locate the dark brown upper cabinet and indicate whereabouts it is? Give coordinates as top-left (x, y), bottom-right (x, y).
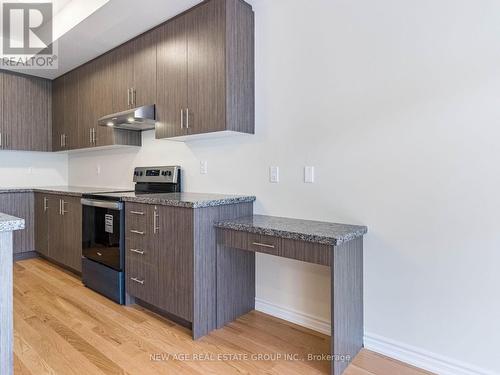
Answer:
top-left (156, 0), bottom-right (255, 141)
top-left (0, 70), bottom-right (51, 151)
top-left (110, 32), bottom-right (157, 113)
top-left (52, 71), bottom-right (79, 151)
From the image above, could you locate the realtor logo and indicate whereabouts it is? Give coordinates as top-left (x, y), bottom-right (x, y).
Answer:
top-left (3, 2), bottom-right (52, 54)
top-left (1, 1), bottom-right (57, 69)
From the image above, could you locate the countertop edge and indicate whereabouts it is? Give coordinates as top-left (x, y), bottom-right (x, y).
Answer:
top-left (215, 221), bottom-right (368, 246)
top-left (0, 214), bottom-right (25, 232)
top-left (121, 195), bottom-right (257, 208)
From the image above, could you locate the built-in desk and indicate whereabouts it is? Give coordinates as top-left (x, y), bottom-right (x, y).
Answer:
top-left (215, 215), bottom-right (368, 375)
top-left (0, 213), bottom-right (25, 375)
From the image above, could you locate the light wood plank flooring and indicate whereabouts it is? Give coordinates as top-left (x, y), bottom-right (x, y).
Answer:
top-left (13, 258), bottom-right (433, 375)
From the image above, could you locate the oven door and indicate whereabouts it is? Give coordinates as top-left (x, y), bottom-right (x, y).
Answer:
top-left (81, 199), bottom-right (124, 271)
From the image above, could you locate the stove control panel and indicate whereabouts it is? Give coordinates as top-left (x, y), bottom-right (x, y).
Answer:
top-left (133, 166), bottom-right (180, 184)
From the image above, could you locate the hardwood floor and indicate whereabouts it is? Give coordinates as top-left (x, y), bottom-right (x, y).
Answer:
top-left (13, 258), bottom-right (433, 375)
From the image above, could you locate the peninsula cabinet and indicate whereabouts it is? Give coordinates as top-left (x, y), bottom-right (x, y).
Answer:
top-left (0, 193), bottom-right (35, 257)
top-left (0, 70), bottom-right (51, 151)
top-left (124, 200), bottom-right (253, 339)
top-left (35, 193), bottom-right (82, 273)
top-left (155, 0), bottom-right (255, 141)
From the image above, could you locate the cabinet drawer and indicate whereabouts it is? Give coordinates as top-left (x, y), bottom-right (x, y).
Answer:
top-left (217, 229), bottom-right (248, 250)
top-left (247, 233), bottom-right (281, 256)
top-left (281, 238), bottom-right (331, 266)
top-left (125, 236), bottom-right (157, 265)
top-left (126, 258), bottom-right (158, 305)
top-left (125, 203), bottom-right (151, 236)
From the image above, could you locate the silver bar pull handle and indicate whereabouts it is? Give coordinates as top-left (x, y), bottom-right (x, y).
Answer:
top-left (153, 210), bottom-right (159, 234)
top-left (127, 88), bottom-right (131, 106)
top-left (61, 200), bottom-right (68, 215)
top-left (43, 197), bottom-right (48, 212)
top-left (59, 199), bottom-right (62, 215)
top-left (0, 133), bottom-right (2, 148)
top-left (252, 242), bottom-right (276, 249)
top-left (133, 88), bottom-right (136, 106)
top-left (130, 211), bottom-right (144, 215)
top-left (89, 128), bottom-right (93, 144)
top-left (130, 249), bottom-right (145, 255)
top-left (130, 230), bottom-right (145, 235)
top-left (180, 109), bottom-right (184, 129)
top-left (186, 108), bottom-right (189, 129)
top-left (93, 128), bottom-right (96, 144)
top-left (130, 277), bottom-right (145, 285)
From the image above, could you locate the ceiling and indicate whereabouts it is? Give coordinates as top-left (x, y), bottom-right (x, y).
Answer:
top-left (4, 0), bottom-right (202, 80)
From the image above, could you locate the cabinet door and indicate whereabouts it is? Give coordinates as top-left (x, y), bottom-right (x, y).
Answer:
top-left (94, 53), bottom-right (115, 147)
top-left (132, 32), bottom-right (157, 107)
top-left (155, 16), bottom-right (188, 139)
top-left (47, 195), bottom-right (64, 263)
top-left (34, 194), bottom-right (49, 257)
top-left (157, 206), bottom-right (193, 321)
top-left (63, 71), bottom-right (79, 150)
top-left (109, 45), bottom-right (133, 113)
top-left (0, 193), bottom-right (34, 254)
top-left (60, 196), bottom-right (82, 272)
top-left (0, 71), bottom-right (3, 148)
top-left (77, 62), bottom-right (97, 149)
top-left (2, 73), bottom-right (50, 151)
top-left (51, 77), bottom-right (65, 151)
top-left (186, 0), bottom-right (226, 135)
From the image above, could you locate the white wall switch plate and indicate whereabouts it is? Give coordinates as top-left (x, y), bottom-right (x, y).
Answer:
top-left (269, 166), bottom-right (279, 183)
top-left (304, 166), bottom-right (315, 183)
top-left (200, 160), bottom-right (208, 174)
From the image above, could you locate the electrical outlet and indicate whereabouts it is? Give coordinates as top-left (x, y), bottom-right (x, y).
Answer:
top-left (96, 165), bottom-right (101, 175)
top-left (304, 166), bottom-right (315, 183)
top-left (200, 161), bottom-right (208, 174)
top-left (269, 166), bottom-right (279, 183)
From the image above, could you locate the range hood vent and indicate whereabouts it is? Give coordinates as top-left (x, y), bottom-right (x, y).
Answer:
top-left (98, 105), bottom-right (156, 131)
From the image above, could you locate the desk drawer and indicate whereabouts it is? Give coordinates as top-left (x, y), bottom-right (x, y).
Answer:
top-left (247, 233), bottom-right (281, 256)
top-left (218, 229), bottom-right (248, 250)
top-left (281, 238), bottom-right (331, 266)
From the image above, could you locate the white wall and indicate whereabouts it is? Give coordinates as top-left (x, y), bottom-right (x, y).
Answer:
top-left (0, 151), bottom-right (68, 187)
top-left (68, 0), bottom-right (500, 373)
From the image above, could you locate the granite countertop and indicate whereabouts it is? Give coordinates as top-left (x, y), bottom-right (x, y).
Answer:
top-left (0, 213), bottom-right (25, 232)
top-left (0, 186), bottom-right (131, 197)
top-left (215, 214), bottom-right (367, 246)
top-left (122, 192), bottom-right (256, 208)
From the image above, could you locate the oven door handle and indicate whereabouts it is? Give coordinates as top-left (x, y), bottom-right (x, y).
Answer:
top-left (81, 198), bottom-right (123, 210)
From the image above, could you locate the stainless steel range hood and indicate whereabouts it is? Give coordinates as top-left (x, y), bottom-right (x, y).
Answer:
top-left (98, 105), bottom-right (156, 131)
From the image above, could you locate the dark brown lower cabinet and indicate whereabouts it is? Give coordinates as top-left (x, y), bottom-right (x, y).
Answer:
top-left (156, 206), bottom-right (194, 322)
top-left (0, 193), bottom-right (35, 257)
top-left (124, 201), bottom-right (253, 339)
top-left (34, 194), bottom-right (49, 258)
top-left (35, 193), bottom-right (82, 273)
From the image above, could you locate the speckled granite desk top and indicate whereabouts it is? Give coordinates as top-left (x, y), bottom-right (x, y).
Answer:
top-left (215, 214), bottom-right (367, 246)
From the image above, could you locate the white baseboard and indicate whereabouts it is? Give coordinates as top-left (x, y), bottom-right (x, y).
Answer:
top-left (364, 333), bottom-right (497, 375)
top-left (254, 297), bottom-right (331, 336)
top-left (254, 298), bottom-right (496, 375)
